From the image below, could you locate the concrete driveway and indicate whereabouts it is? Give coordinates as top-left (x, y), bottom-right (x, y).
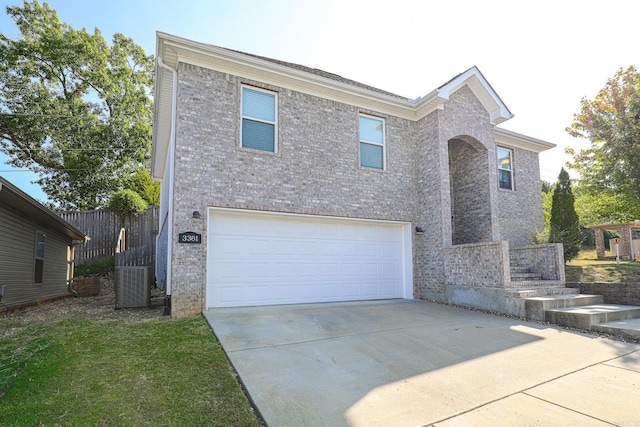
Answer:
top-left (203, 299), bottom-right (640, 426)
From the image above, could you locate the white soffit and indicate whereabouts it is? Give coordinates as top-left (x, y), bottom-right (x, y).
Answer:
top-left (151, 37), bottom-right (176, 181)
top-left (495, 127), bottom-right (556, 153)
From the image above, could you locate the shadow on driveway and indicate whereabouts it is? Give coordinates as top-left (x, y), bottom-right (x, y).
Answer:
top-left (204, 299), bottom-right (640, 426)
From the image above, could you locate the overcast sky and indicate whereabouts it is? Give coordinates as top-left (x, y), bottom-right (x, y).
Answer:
top-left (1, 0), bottom-right (639, 202)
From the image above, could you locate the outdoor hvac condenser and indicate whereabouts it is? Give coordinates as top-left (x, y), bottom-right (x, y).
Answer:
top-left (115, 266), bottom-right (152, 309)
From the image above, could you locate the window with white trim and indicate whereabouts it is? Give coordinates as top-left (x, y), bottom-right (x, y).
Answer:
top-left (34, 231), bottom-right (45, 284)
top-left (497, 147), bottom-right (513, 190)
top-left (241, 86), bottom-right (277, 152)
top-left (359, 114), bottom-right (385, 170)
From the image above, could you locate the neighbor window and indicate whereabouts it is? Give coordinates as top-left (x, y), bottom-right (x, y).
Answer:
top-left (497, 147), bottom-right (513, 190)
top-left (241, 86), bottom-right (277, 152)
top-left (359, 115), bottom-right (385, 169)
top-left (34, 232), bottom-right (45, 284)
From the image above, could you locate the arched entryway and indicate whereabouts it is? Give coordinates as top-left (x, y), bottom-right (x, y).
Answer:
top-left (448, 136), bottom-right (493, 245)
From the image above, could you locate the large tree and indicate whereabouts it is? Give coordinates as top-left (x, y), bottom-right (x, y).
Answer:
top-left (549, 168), bottom-right (582, 262)
top-left (566, 66), bottom-right (640, 223)
top-left (0, 1), bottom-right (154, 210)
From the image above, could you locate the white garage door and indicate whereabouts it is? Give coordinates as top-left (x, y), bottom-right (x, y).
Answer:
top-left (206, 209), bottom-right (411, 308)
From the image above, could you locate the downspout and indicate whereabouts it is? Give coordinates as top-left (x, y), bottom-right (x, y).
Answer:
top-left (157, 57), bottom-right (178, 311)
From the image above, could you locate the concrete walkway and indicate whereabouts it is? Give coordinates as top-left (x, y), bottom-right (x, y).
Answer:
top-left (204, 300), bottom-right (640, 426)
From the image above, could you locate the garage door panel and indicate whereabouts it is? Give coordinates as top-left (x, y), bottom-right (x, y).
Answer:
top-left (342, 264), bottom-right (359, 276)
top-left (319, 263), bottom-right (339, 277)
top-left (220, 286), bottom-right (243, 304)
top-left (221, 262), bottom-right (243, 278)
top-left (363, 283), bottom-right (379, 296)
top-left (248, 239), bottom-right (271, 254)
top-left (362, 263), bottom-right (378, 276)
top-left (207, 210), bottom-right (408, 308)
top-left (221, 238), bottom-right (244, 254)
top-left (360, 244), bottom-right (377, 257)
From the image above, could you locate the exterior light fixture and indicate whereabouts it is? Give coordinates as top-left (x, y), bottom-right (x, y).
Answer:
top-left (415, 226), bottom-right (425, 234)
top-left (192, 211), bottom-right (202, 219)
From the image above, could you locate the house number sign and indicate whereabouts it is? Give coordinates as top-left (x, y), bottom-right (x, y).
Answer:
top-left (178, 231), bottom-right (202, 244)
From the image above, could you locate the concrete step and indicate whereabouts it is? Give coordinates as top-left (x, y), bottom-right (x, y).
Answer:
top-left (510, 266), bottom-right (530, 273)
top-left (545, 304), bottom-right (640, 330)
top-left (509, 280), bottom-right (565, 289)
top-left (525, 294), bottom-right (604, 321)
top-left (592, 318), bottom-right (640, 340)
top-left (507, 287), bottom-right (579, 299)
top-left (511, 272), bottom-right (543, 280)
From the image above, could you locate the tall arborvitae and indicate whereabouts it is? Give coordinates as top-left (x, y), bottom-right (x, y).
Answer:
top-left (549, 168), bottom-right (582, 262)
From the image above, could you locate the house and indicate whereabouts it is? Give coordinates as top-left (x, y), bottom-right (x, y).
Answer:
top-left (0, 177), bottom-right (87, 310)
top-left (152, 32), bottom-right (566, 319)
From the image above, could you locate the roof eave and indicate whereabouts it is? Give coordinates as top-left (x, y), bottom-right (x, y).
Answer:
top-left (495, 127), bottom-right (556, 153)
top-left (0, 178), bottom-right (88, 241)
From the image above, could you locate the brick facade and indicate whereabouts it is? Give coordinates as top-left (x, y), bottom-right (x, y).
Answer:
top-left (498, 148), bottom-right (545, 247)
top-left (154, 41), bottom-right (551, 317)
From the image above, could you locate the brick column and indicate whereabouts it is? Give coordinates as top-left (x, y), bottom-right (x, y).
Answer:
top-left (594, 228), bottom-right (605, 259)
top-left (620, 225), bottom-right (632, 259)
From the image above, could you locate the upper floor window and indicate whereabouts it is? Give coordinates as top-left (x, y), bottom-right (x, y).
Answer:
top-left (359, 114), bottom-right (385, 170)
top-left (241, 86), bottom-right (277, 152)
top-left (34, 232), bottom-right (45, 284)
top-left (497, 147), bottom-right (513, 190)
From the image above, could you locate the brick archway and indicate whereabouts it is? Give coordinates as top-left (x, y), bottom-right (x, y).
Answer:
top-left (447, 136), bottom-right (493, 245)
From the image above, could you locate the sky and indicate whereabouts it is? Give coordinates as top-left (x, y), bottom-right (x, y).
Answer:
top-left (1, 0), bottom-right (639, 202)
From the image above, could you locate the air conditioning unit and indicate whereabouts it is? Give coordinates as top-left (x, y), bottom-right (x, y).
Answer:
top-left (115, 266), bottom-right (152, 309)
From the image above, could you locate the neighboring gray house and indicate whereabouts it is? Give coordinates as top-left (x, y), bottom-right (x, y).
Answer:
top-left (152, 32), bottom-right (565, 319)
top-left (0, 177), bottom-right (87, 309)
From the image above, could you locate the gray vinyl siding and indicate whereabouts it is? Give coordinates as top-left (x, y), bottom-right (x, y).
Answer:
top-left (0, 204), bottom-right (71, 307)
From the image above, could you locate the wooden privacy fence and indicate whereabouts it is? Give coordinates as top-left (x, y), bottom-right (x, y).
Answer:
top-left (60, 207), bottom-right (159, 266)
top-left (115, 228), bottom-right (155, 267)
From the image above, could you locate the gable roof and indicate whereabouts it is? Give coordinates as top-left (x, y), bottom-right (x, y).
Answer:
top-left (434, 66), bottom-right (513, 127)
top-left (152, 32), bottom-right (547, 180)
top-left (0, 177), bottom-right (87, 241)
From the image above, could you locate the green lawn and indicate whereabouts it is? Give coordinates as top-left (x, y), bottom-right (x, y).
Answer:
top-left (566, 247), bottom-right (640, 282)
top-left (0, 316), bottom-right (262, 426)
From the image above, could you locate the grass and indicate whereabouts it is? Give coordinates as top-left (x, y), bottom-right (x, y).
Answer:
top-left (566, 247), bottom-right (640, 283)
top-left (0, 316), bottom-right (262, 426)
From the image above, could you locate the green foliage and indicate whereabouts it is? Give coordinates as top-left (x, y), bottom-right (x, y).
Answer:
top-left (581, 227), bottom-right (595, 247)
top-left (125, 170), bottom-right (160, 206)
top-left (573, 183), bottom-right (640, 225)
top-left (0, 1), bottom-right (154, 210)
top-left (74, 256), bottom-right (114, 276)
top-left (107, 189), bottom-right (147, 217)
top-left (566, 66), bottom-right (640, 222)
top-left (549, 168), bottom-right (582, 262)
top-left (539, 180), bottom-right (554, 242)
top-left (0, 317), bottom-right (262, 426)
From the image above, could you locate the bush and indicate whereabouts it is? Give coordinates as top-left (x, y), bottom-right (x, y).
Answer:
top-left (107, 189), bottom-right (147, 217)
top-left (74, 257), bottom-right (115, 276)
